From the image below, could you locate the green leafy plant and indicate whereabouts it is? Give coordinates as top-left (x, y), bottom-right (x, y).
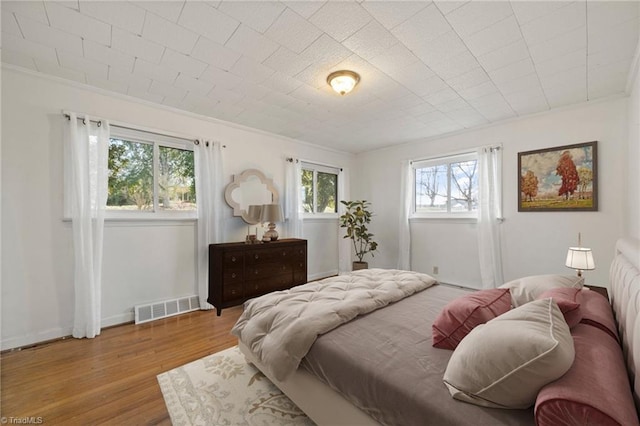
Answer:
top-left (339, 200), bottom-right (379, 263)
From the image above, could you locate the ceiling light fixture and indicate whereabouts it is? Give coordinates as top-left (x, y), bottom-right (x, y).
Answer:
top-left (327, 70), bottom-right (360, 95)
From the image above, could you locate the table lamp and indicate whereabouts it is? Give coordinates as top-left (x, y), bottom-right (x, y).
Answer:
top-left (565, 233), bottom-right (595, 277)
top-left (260, 204), bottom-right (284, 241)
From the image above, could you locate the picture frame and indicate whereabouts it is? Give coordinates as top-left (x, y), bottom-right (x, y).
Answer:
top-left (518, 141), bottom-right (598, 212)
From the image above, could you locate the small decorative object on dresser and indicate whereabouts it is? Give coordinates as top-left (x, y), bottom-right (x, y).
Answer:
top-left (208, 238), bottom-right (307, 315)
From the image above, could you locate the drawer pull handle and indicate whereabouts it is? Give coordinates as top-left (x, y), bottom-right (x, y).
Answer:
top-left (282, 252), bottom-right (286, 256)
top-left (231, 273), bottom-right (236, 278)
top-left (231, 256), bottom-right (236, 262)
top-left (255, 254), bottom-right (259, 259)
top-left (231, 289), bottom-right (237, 295)
top-left (255, 270), bottom-right (259, 275)
top-left (254, 284), bottom-right (259, 290)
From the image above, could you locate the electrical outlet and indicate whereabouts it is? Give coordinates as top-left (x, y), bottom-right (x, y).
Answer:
top-left (433, 266), bottom-right (439, 274)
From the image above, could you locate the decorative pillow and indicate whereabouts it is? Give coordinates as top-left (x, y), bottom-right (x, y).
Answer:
top-left (443, 298), bottom-right (575, 409)
top-left (535, 324), bottom-right (639, 426)
top-left (579, 288), bottom-right (619, 342)
top-left (432, 288), bottom-right (511, 350)
top-left (499, 274), bottom-right (584, 307)
top-left (538, 287), bottom-right (583, 328)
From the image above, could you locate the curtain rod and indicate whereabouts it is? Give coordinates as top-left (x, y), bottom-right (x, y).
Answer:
top-left (290, 157), bottom-right (343, 172)
top-left (409, 145), bottom-right (501, 165)
top-left (63, 113), bottom-right (225, 147)
top-left (64, 113), bottom-right (102, 127)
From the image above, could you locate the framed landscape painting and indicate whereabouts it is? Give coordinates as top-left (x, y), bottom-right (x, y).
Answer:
top-left (518, 141), bottom-right (598, 212)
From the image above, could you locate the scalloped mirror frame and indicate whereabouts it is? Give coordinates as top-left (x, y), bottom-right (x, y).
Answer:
top-left (224, 169), bottom-right (279, 224)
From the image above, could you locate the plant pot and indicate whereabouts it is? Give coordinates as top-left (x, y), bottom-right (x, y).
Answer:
top-left (352, 261), bottom-right (368, 271)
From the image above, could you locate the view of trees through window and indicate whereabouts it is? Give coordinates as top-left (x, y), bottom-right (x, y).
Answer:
top-left (301, 165), bottom-right (338, 214)
top-left (107, 138), bottom-right (195, 211)
top-left (415, 157), bottom-right (478, 213)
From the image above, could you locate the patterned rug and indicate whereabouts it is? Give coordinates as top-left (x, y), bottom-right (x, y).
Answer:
top-left (157, 346), bottom-right (315, 426)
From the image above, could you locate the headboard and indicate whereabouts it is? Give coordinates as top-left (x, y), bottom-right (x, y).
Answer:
top-left (609, 237), bottom-right (640, 412)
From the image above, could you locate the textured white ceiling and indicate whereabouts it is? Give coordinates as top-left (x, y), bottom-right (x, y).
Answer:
top-left (2, 1), bottom-right (639, 153)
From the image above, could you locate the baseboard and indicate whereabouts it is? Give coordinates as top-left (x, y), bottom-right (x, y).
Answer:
top-left (1, 326), bottom-right (74, 351)
top-left (102, 311), bottom-right (134, 328)
top-left (1, 313), bottom-right (135, 351)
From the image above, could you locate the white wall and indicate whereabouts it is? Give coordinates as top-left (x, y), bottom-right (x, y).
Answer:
top-left (1, 68), bottom-right (352, 349)
top-left (354, 98), bottom-right (629, 289)
top-left (628, 59), bottom-right (640, 240)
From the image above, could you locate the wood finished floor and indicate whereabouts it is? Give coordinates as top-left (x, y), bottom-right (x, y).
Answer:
top-left (0, 306), bottom-right (243, 425)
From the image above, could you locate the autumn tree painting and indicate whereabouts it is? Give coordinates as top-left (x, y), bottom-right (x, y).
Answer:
top-left (518, 141), bottom-right (597, 211)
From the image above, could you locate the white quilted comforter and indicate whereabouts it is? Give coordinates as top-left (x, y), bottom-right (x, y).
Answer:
top-left (231, 268), bottom-right (436, 381)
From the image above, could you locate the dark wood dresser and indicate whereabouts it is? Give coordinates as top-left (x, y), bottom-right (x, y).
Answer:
top-left (208, 238), bottom-right (307, 315)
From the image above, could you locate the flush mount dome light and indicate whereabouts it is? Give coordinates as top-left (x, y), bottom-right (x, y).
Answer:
top-left (327, 70), bottom-right (360, 95)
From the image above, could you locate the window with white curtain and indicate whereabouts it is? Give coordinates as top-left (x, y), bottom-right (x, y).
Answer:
top-left (412, 152), bottom-right (478, 218)
top-left (300, 161), bottom-right (340, 216)
top-left (107, 126), bottom-right (196, 218)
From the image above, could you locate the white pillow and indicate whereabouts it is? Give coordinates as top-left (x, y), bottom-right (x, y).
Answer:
top-left (499, 274), bottom-right (584, 307)
top-left (443, 298), bottom-right (575, 409)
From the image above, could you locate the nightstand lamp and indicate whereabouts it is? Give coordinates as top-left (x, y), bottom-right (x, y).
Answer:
top-left (260, 203), bottom-right (284, 241)
top-left (565, 233), bottom-right (595, 277)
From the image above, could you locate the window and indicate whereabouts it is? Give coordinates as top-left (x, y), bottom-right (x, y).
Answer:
top-left (301, 162), bottom-right (339, 215)
top-left (413, 152), bottom-right (478, 217)
top-left (107, 126), bottom-right (195, 216)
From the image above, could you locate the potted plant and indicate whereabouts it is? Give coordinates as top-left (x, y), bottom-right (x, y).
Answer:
top-left (339, 200), bottom-right (379, 270)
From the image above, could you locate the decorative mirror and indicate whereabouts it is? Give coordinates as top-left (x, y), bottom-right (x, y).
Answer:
top-left (224, 169), bottom-right (279, 224)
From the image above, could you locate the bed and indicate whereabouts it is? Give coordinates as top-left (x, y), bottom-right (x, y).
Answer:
top-left (234, 237), bottom-right (640, 425)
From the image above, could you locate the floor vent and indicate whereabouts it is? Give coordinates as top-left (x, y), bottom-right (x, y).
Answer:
top-left (134, 295), bottom-right (200, 324)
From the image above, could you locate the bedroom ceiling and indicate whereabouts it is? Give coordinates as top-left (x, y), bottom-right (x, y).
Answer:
top-left (1, 1), bottom-right (639, 153)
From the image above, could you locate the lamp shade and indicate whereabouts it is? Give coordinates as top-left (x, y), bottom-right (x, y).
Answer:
top-left (246, 205), bottom-right (263, 224)
top-left (260, 203), bottom-right (283, 224)
top-left (565, 247), bottom-right (596, 271)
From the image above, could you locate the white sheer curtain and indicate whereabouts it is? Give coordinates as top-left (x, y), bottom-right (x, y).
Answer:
top-left (477, 146), bottom-right (504, 289)
top-left (398, 160), bottom-right (412, 270)
top-left (194, 140), bottom-right (224, 310)
top-left (284, 158), bottom-right (304, 238)
top-left (65, 113), bottom-right (109, 339)
top-left (338, 167), bottom-right (351, 274)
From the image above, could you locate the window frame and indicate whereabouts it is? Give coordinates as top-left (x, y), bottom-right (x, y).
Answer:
top-left (301, 161), bottom-right (340, 219)
top-left (411, 151), bottom-right (479, 220)
top-left (106, 126), bottom-right (196, 220)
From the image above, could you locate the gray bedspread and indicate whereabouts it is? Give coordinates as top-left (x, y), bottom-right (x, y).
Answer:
top-left (301, 283), bottom-right (535, 426)
top-left (232, 269), bottom-right (436, 381)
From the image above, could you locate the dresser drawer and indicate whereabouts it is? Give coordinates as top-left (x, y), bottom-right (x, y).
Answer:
top-left (223, 251), bottom-right (243, 266)
top-left (245, 274), bottom-right (291, 297)
top-left (246, 263), bottom-right (292, 279)
top-left (223, 268), bottom-right (243, 283)
top-left (244, 280), bottom-right (267, 298)
top-left (245, 247), bottom-right (291, 265)
top-left (292, 246), bottom-right (306, 260)
top-left (222, 283), bottom-right (243, 301)
top-left (294, 270), bottom-right (306, 284)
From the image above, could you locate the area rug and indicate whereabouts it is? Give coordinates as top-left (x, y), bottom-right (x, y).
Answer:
top-left (157, 346), bottom-right (314, 426)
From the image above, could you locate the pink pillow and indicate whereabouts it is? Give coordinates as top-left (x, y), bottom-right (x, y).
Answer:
top-left (579, 289), bottom-right (619, 342)
top-left (535, 324), bottom-right (638, 426)
top-left (432, 288), bottom-right (511, 350)
top-left (537, 287), bottom-right (582, 328)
